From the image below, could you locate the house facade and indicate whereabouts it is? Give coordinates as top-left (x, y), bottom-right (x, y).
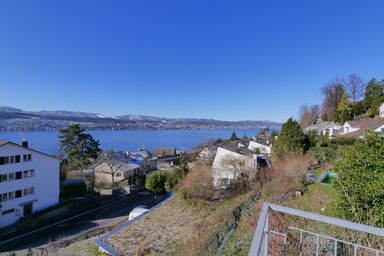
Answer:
top-left (211, 147), bottom-right (257, 187)
top-left (198, 145), bottom-right (218, 163)
top-left (94, 162), bottom-right (141, 187)
top-left (248, 141), bottom-right (271, 155)
top-left (0, 141), bottom-right (61, 228)
top-left (341, 117), bottom-right (384, 138)
top-left (380, 102), bottom-right (384, 117)
top-left (304, 122), bottom-right (342, 137)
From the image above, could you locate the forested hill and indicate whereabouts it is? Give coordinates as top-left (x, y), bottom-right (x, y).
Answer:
top-left (0, 106), bottom-right (281, 132)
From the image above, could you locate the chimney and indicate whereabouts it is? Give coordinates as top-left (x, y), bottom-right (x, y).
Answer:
top-left (21, 140), bottom-right (28, 148)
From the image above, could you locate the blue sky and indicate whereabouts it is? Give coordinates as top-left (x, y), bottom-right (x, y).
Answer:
top-left (0, 1), bottom-right (383, 122)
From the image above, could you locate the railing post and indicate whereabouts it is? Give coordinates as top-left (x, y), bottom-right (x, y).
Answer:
top-left (261, 214), bottom-right (269, 256)
top-left (299, 230), bottom-right (303, 256)
top-left (334, 240), bottom-right (337, 256)
top-left (316, 235), bottom-right (319, 256)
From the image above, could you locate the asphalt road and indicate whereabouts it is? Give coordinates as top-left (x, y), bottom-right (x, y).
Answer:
top-left (0, 192), bottom-right (166, 253)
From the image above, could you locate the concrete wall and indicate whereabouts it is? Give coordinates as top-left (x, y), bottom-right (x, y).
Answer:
top-left (0, 143), bottom-right (60, 227)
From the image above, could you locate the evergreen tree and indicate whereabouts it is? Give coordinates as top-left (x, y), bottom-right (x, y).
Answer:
top-left (59, 124), bottom-right (101, 178)
top-left (337, 94), bottom-right (352, 124)
top-left (229, 131), bottom-right (239, 141)
top-left (272, 118), bottom-right (306, 161)
top-left (364, 78), bottom-right (384, 116)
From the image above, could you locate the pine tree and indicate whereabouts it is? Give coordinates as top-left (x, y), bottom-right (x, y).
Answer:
top-left (272, 118), bottom-right (306, 161)
top-left (229, 131), bottom-right (239, 141)
top-left (59, 124), bottom-right (101, 178)
top-left (337, 93), bottom-right (352, 124)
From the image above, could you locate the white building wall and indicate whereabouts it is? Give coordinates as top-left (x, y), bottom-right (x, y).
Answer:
top-left (380, 103), bottom-right (384, 117)
top-left (0, 143), bottom-right (60, 227)
top-left (212, 147), bottom-right (257, 187)
top-left (342, 122), bottom-right (359, 134)
top-left (375, 124), bottom-right (384, 133)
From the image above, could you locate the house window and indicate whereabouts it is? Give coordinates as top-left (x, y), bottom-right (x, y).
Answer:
top-left (23, 188), bottom-right (29, 196)
top-left (23, 169), bottom-right (35, 178)
top-left (23, 154), bottom-right (27, 162)
top-left (1, 174), bottom-right (8, 182)
top-left (8, 173), bottom-right (15, 180)
top-left (8, 191), bottom-right (15, 200)
top-left (4, 156), bottom-right (9, 164)
top-left (29, 187), bottom-right (35, 194)
top-left (15, 155), bottom-right (20, 163)
top-left (28, 154), bottom-right (32, 161)
top-left (15, 190), bottom-right (22, 198)
top-left (15, 171), bottom-right (22, 180)
top-left (23, 154), bottom-right (32, 162)
top-left (2, 208), bottom-right (15, 215)
top-left (0, 157), bottom-right (4, 165)
top-left (10, 156), bottom-right (15, 163)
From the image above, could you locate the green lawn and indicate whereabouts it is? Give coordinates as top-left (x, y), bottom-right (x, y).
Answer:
top-left (287, 183), bottom-right (337, 217)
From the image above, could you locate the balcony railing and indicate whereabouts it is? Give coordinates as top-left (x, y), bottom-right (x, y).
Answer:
top-left (249, 203), bottom-right (384, 256)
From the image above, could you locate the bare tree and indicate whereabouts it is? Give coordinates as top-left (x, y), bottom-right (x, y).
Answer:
top-left (298, 104), bottom-right (319, 128)
top-left (95, 150), bottom-right (129, 188)
top-left (320, 77), bottom-right (345, 121)
top-left (343, 74), bottom-right (366, 103)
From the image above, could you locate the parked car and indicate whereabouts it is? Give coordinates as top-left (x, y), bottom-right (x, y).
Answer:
top-left (128, 206), bottom-right (149, 221)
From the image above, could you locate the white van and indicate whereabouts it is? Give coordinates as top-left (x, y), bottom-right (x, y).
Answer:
top-left (128, 206), bottom-right (149, 221)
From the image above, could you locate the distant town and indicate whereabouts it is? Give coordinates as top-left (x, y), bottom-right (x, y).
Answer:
top-left (0, 106), bottom-right (281, 132)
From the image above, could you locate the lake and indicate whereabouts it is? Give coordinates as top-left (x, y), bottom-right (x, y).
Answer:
top-left (0, 129), bottom-right (261, 155)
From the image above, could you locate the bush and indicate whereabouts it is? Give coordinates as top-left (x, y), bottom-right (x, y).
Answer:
top-left (179, 163), bottom-right (214, 200)
top-left (330, 137), bottom-right (356, 147)
top-left (334, 131), bottom-right (384, 227)
top-left (165, 171), bottom-right (180, 192)
top-left (145, 171), bottom-right (167, 194)
top-left (62, 179), bottom-right (87, 197)
top-left (309, 147), bottom-right (336, 166)
top-left (265, 154), bottom-right (311, 202)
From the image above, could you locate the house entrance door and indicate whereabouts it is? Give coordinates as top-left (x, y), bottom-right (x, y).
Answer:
top-left (23, 203), bottom-right (33, 216)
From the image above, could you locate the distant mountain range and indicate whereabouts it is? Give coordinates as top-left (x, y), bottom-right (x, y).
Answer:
top-left (0, 106), bottom-right (281, 132)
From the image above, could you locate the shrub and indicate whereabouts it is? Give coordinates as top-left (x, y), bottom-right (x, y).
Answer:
top-left (145, 171), bottom-right (167, 194)
top-left (165, 171), bottom-right (180, 192)
top-left (264, 154), bottom-right (311, 202)
top-left (179, 163), bottom-right (214, 200)
top-left (330, 137), bottom-right (356, 147)
top-left (309, 147), bottom-right (336, 166)
top-left (333, 131), bottom-right (384, 227)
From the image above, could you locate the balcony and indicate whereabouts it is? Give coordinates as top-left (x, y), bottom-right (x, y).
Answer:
top-left (249, 203), bottom-right (384, 256)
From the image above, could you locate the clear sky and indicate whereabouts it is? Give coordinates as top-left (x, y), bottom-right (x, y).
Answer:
top-left (0, 1), bottom-right (383, 122)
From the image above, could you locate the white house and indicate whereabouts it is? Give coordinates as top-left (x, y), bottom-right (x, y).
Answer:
top-left (248, 141), bottom-right (271, 155)
top-left (211, 147), bottom-right (257, 187)
top-left (380, 102), bottom-right (384, 117)
top-left (198, 145), bottom-right (218, 163)
top-left (0, 141), bottom-right (61, 228)
top-left (341, 117), bottom-right (384, 138)
top-left (304, 122), bottom-right (342, 137)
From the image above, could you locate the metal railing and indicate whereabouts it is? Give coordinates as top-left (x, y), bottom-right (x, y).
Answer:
top-left (249, 203), bottom-right (384, 256)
